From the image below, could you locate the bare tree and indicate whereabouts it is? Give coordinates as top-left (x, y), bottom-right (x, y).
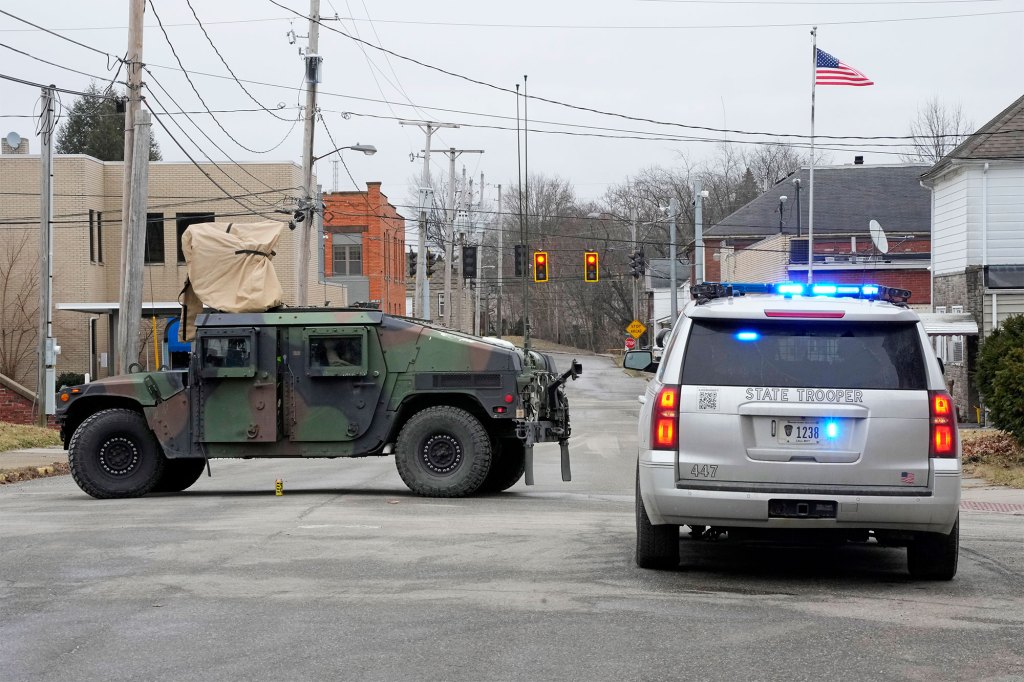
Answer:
top-left (0, 232), bottom-right (39, 386)
top-left (902, 97), bottom-right (974, 163)
top-left (743, 143), bottom-right (807, 192)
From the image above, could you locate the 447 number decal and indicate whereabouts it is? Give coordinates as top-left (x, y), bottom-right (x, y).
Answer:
top-left (690, 464), bottom-right (718, 478)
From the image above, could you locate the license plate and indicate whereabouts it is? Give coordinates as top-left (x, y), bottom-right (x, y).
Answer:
top-left (778, 419), bottom-right (821, 445)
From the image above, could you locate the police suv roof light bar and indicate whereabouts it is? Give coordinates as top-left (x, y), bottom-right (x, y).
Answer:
top-left (691, 282), bottom-right (911, 305)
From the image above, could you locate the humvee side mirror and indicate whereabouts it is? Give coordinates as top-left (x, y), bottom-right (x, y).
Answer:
top-left (624, 350), bottom-right (658, 373)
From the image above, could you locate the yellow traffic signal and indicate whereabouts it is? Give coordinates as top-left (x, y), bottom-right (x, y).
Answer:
top-left (584, 251), bottom-right (599, 282)
top-left (533, 251), bottom-right (549, 282)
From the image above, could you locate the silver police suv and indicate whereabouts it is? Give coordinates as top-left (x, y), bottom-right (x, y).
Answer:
top-left (624, 282), bottom-right (961, 580)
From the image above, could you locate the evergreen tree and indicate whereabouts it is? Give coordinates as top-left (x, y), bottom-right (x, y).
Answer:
top-left (55, 81), bottom-right (161, 161)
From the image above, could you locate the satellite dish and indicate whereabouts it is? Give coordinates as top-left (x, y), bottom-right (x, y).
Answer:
top-left (5, 131), bottom-right (22, 149)
top-left (869, 219), bottom-right (889, 254)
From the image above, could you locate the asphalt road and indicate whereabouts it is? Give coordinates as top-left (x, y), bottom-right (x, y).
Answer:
top-left (2, 353), bottom-right (1024, 681)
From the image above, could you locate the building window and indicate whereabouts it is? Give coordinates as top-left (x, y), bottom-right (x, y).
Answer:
top-left (331, 234), bottom-right (363, 276)
top-left (176, 212), bottom-right (215, 263)
top-left (89, 210), bottom-right (103, 263)
top-left (89, 210), bottom-right (95, 263)
top-left (950, 335), bottom-right (965, 365)
top-left (145, 213), bottom-right (165, 264)
top-left (438, 292), bottom-right (445, 318)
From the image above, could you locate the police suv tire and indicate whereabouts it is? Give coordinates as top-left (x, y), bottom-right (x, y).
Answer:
top-left (68, 408), bottom-right (167, 499)
top-left (480, 439), bottom-right (526, 493)
top-left (152, 458), bottom-right (206, 493)
top-left (635, 469), bottom-right (679, 569)
top-left (907, 515), bottom-right (959, 581)
top-left (395, 406), bottom-right (493, 497)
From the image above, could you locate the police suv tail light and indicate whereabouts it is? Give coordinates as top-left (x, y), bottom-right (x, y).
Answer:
top-left (929, 390), bottom-right (957, 458)
top-left (652, 385), bottom-right (679, 450)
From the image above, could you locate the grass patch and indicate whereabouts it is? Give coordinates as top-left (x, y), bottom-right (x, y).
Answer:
top-left (0, 422), bottom-right (61, 453)
top-left (961, 429), bottom-right (1024, 489)
top-left (500, 336), bottom-right (591, 354)
top-left (0, 462), bottom-right (70, 485)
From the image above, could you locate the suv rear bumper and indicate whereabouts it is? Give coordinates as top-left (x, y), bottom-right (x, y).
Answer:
top-left (638, 456), bottom-right (961, 534)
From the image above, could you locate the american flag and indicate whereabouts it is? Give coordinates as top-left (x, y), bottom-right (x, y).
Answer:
top-left (816, 48), bottom-right (874, 87)
top-left (901, 471), bottom-right (916, 485)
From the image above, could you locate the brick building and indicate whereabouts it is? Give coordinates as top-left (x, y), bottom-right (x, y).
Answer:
top-left (702, 163), bottom-right (933, 307)
top-left (321, 183), bottom-right (405, 315)
top-left (0, 151), bottom-right (322, 399)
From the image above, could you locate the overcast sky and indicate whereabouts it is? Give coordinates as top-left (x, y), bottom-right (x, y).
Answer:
top-left (2, 0), bottom-right (1022, 219)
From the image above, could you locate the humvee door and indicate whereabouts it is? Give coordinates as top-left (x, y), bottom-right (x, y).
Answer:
top-left (285, 325), bottom-right (386, 442)
top-left (195, 326), bottom-right (279, 442)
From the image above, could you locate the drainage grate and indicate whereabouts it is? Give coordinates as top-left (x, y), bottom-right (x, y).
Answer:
top-left (960, 500), bottom-right (1024, 514)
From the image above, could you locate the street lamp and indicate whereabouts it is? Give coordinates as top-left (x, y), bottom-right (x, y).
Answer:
top-left (792, 178), bottom-right (802, 237)
top-left (312, 143), bottom-right (377, 161)
top-left (778, 195), bottom-right (788, 233)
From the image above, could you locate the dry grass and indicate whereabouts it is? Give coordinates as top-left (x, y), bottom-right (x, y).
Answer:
top-left (0, 422), bottom-right (61, 453)
top-left (500, 336), bottom-right (591, 354)
top-left (0, 462), bottom-right (70, 485)
top-left (961, 429), bottom-right (1024, 488)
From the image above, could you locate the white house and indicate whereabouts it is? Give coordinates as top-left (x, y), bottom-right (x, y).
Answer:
top-left (920, 93), bottom-right (1024, 421)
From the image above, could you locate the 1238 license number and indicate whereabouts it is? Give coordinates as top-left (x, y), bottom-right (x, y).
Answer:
top-left (689, 464), bottom-right (718, 478)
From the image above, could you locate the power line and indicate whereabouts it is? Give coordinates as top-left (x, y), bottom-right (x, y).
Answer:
top-left (0, 9), bottom-right (118, 59)
top-left (267, 0), bottom-right (1018, 142)
top-left (0, 72), bottom-right (121, 99)
top-left (144, 67), bottom-right (300, 202)
top-left (182, 0), bottom-right (293, 122)
top-left (147, 0), bottom-right (293, 155)
top-left (0, 41), bottom-right (125, 84)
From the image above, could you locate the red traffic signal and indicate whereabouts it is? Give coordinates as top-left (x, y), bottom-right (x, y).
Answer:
top-left (584, 251), bottom-right (599, 282)
top-left (533, 251), bottom-right (549, 282)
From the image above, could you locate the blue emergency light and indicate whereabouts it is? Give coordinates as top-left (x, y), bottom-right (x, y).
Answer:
top-left (691, 281), bottom-right (911, 305)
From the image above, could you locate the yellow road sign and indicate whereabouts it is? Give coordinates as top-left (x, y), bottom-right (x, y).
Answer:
top-left (626, 320), bottom-right (647, 338)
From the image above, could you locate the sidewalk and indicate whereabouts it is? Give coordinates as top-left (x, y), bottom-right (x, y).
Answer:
top-left (0, 447), bottom-right (67, 470)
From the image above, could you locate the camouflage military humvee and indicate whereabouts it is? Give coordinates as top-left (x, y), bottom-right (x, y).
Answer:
top-left (56, 309), bottom-right (581, 499)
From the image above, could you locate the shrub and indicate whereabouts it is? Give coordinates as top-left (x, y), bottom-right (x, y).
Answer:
top-left (976, 314), bottom-right (1024, 443)
top-left (55, 372), bottom-right (85, 390)
top-left (976, 314), bottom-right (1024, 401)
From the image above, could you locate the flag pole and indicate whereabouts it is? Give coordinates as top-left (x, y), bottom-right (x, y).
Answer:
top-left (808, 26), bottom-right (817, 285)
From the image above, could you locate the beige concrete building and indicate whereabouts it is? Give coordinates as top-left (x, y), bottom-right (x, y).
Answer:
top-left (0, 153), bottom-right (331, 388)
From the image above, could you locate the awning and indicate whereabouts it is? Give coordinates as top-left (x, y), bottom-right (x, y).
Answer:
top-left (917, 313), bottom-right (979, 336)
top-left (57, 302), bottom-right (183, 316)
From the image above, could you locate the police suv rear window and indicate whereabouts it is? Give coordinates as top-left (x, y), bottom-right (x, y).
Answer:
top-left (681, 320), bottom-right (926, 390)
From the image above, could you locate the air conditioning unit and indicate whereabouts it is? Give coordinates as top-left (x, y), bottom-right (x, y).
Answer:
top-left (824, 256), bottom-right (835, 263)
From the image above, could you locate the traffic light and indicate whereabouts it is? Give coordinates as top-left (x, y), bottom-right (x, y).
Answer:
top-left (406, 249), bottom-right (417, 278)
top-left (533, 251), bottom-right (549, 282)
top-left (584, 251), bottom-right (599, 283)
top-left (426, 252), bottom-right (439, 277)
top-left (462, 245), bottom-right (478, 279)
top-left (629, 249), bottom-right (646, 279)
top-left (514, 244), bottom-right (526, 277)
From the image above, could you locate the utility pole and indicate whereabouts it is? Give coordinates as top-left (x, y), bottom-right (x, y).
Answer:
top-left (430, 147), bottom-right (483, 328)
top-left (669, 197), bottom-right (679, 324)
top-left (631, 208), bottom-right (638, 322)
top-left (694, 179), bottom-right (705, 285)
top-left (117, 111), bottom-right (152, 376)
top-left (36, 86), bottom-right (55, 425)
top-left (400, 121), bottom-right (458, 318)
top-left (496, 183), bottom-right (503, 338)
top-left (297, 0), bottom-right (321, 307)
top-left (455, 165), bottom-right (468, 331)
top-left (118, 0), bottom-right (145, 375)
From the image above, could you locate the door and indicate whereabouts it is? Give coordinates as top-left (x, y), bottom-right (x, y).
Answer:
top-left (285, 325), bottom-right (386, 442)
top-left (195, 326), bottom-right (279, 443)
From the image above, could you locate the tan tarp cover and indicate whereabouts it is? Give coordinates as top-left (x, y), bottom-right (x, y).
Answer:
top-left (179, 221), bottom-right (285, 341)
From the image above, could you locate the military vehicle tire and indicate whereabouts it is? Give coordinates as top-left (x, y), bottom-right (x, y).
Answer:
top-left (480, 439), bottom-right (526, 493)
top-left (395, 406), bottom-right (492, 497)
top-left (68, 408), bottom-right (166, 499)
top-left (635, 467), bottom-right (679, 569)
top-left (152, 458), bottom-right (206, 493)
